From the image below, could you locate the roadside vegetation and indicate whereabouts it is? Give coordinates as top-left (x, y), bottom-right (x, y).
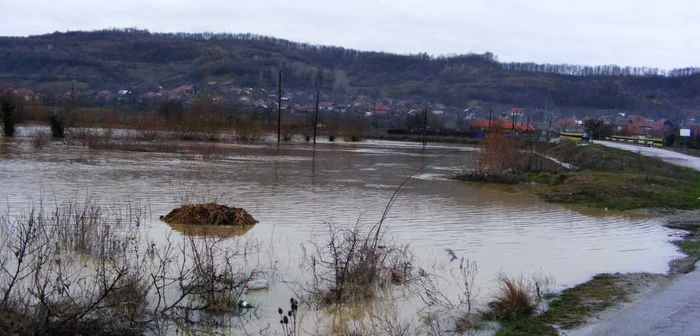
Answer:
top-left (458, 135), bottom-right (700, 211)
top-left (493, 273), bottom-right (663, 336)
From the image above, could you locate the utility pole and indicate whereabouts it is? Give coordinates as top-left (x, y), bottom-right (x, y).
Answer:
top-left (313, 90), bottom-right (320, 147)
top-left (277, 69), bottom-right (282, 143)
top-left (488, 109), bottom-right (492, 132)
top-left (526, 115), bottom-right (530, 133)
top-left (422, 105), bottom-right (429, 147)
top-left (372, 101), bottom-right (377, 130)
top-left (69, 81), bottom-right (75, 114)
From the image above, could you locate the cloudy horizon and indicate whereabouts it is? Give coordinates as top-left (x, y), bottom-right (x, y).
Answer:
top-left (2, 0), bottom-right (699, 69)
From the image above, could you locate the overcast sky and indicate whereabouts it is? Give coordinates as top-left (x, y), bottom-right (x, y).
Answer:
top-left (2, 0), bottom-right (699, 69)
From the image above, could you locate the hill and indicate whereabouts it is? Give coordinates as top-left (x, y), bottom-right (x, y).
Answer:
top-left (1, 28), bottom-right (699, 116)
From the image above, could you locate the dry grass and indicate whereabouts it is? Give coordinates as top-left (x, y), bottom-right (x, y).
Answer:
top-left (486, 275), bottom-right (536, 322)
top-left (232, 117), bottom-right (265, 143)
top-left (29, 129), bottom-right (51, 149)
top-left (305, 224), bottom-right (413, 306)
top-left (187, 142), bottom-right (228, 161)
top-left (129, 113), bottom-right (166, 141)
top-left (0, 197), bottom-right (260, 334)
top-left (477, 131), bottom-right (518, 172)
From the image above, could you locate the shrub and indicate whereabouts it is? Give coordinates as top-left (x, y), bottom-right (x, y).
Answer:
top-left (49, 114), bottom-right (65, 138)
top-left (129, 114), bottom-right (164, 141)
top-left (305, 224), bottom-right (413, 305)
top-left (233, 117), bottom-right (265, 143)
top-left (487, 275), bottom-right (536, 322)
top-left (30, 129), bottom-right (51, 149)
top-left (0, 198), bottom-right (260, 334)
top-left (0, 92), bottom-right (17, 137)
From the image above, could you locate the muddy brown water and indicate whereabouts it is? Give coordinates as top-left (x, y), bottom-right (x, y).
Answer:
top-left (0, 131), bottom-right (684, 333)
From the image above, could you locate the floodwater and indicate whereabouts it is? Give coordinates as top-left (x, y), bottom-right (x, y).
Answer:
top-left (0, 131), bottom-right (685, 332)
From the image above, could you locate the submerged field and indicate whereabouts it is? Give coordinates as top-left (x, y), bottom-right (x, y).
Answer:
top-left (0, 128), bottom-right (688, 335)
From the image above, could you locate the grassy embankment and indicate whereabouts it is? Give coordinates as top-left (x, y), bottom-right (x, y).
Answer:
top-left (494, 273), bottom-right (661, 336)
top-left (458, 141), bottom-right (700, 211)
top-left (459, 140), bottom-right (700, 335)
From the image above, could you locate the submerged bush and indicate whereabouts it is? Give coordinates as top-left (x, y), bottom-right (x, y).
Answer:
top-left (30, 129), bottom-right (51, 149)
top-left (305, 224), bottom-right (413, 305)
top-left (0, 198), bottom-right (260, 335)
top-left (49, 114), bottom-right (65, 138)
top-left (0, 92), bottom-right (17, 137)
top-left (233, 117), bottom-right (265, 143)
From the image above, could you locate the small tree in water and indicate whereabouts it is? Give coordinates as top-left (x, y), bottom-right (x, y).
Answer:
top-left (49, 113), bottom-right (65, 138)
top-left (0, 91), bottom-right (17, 137)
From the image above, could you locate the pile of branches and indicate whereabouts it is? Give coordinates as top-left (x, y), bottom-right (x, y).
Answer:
top-left (161, 203), bottom-right (258, 226)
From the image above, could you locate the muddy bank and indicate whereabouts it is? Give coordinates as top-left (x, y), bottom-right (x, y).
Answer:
top-left (160, 203), bottom-right (258, 227)
top-left (661, 210), bottom-right (700, 275)
top-left (662, 209), bottom-right (700, 230)
top-left (495, 211), bottom-right (700, 335)
top-left (564, 212), bottom-right (700, 336)
top-left (494, 273), bottom-right (668, 336)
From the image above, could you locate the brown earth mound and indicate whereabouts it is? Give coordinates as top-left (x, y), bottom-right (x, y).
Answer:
top-left (160, 203), bottom-right (258, 227)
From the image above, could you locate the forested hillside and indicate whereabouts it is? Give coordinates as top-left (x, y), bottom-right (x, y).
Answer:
top-left (1, 28), bottom-right (699, 115)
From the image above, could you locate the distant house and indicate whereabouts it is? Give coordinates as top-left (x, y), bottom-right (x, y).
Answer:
top-left (143, 92), bottom-right (160, 100)
top-left (442, 112), bottom-right (459, 130)
top-left (252, 99), bottom-right (268, 108)
top-left (471, 119), bottom-right (535, 132)
top-left (552, 117), bottom-right (582, 132)
top-left (116, 90), bottom-right (133, 101)
top-left (368, 104), bottom-right (391, 115)
top-left (238, 96), bottom-right (252, 105)
top-left (170, 84), bottom-right (196, 99)
top-left (463, 106), bottom-right (485, 119)
top-left (319, 102), bottom-right (334, 111)
top-left (11, 88), bottom-right (40, 102)
top-left (614, 115), bottom-right (666, 138)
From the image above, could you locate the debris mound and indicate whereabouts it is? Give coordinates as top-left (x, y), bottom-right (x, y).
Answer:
top-left (160, 203), bottom-right (258, 227)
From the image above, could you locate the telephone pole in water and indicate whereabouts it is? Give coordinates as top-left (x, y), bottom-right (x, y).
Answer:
top-left (313, 90), bottom-right (320, 147)
top-left (277, 70), bottom-right (282, 143)
top-left (422, 105), bottom-right (429, 147)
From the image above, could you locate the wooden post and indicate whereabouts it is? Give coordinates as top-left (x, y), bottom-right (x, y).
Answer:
top-left (277, 69), bottom-right (282, 143)
top-left (313, 90), bottom-right (320, 147)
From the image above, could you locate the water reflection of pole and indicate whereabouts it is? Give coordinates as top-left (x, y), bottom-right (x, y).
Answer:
top-left (422, 105), bottom-right (428, 147)
top-left (277, 69), bottom-right (282, 144)
top-left (311, 149), bottom-right (316, 181)
top-left (313, 90), bottom-right (320, 148)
